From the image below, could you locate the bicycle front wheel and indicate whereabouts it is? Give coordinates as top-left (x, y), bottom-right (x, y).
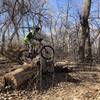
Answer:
top-left (40, 45), bottom-right (55, 60)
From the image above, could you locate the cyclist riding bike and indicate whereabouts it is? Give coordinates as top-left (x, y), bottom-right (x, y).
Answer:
top-left (23, 26), bottom-right (43, 59)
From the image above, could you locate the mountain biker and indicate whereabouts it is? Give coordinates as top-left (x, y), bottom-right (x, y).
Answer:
top-left (23, 26), bottom-right (43, 59)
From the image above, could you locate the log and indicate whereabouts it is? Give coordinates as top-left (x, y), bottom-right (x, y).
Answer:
top-left (4, 56), bottom-right (40, 88)
top-left (54, 61), bottom-right (77, 68)
top-left (54, 61), bottom-right (94, 68)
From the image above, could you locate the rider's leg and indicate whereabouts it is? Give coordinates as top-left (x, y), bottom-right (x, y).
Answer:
top-left (28, 41), bottom-right (33, 59)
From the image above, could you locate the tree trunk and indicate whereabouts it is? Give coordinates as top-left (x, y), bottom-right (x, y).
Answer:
top-left (85, 26), bottom-right (92, 61)
top-left (97, 37), bottom-right (100, 60)
top-left (1, 33), bottom-right (6, 55)
top-left (79, 0), bottom-right (92, 62)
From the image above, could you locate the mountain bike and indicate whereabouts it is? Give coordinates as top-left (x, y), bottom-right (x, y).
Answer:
top-left (19, 40), bottom-right (55, 64)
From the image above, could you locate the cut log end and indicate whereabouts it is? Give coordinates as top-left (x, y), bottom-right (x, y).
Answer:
top-left (4, 74), bottom-right (17, 88)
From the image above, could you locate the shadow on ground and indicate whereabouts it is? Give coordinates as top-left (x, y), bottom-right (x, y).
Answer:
top-left (32, 67), bottom-right (82, 91)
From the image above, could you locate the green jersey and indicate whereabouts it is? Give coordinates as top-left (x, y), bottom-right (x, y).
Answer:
top-left (23, 28), bottom-right (35, 44)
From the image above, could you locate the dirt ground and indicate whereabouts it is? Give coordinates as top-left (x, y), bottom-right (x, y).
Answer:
top-left (0, 57), bottom-right (100, 100)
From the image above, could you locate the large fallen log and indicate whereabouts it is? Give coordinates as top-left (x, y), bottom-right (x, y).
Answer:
top-left (54, 61), bottom-right (77, 68)
top-left (54, 61), bottom-right (95, 68)
top-left (4, 56), bottom-right (40, 88)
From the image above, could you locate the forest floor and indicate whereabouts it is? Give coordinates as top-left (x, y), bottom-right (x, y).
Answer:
top-left (0, 56), bottom-right (100, 100)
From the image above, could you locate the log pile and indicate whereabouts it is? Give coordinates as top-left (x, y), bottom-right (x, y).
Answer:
top-left (3, 59), bottom-right (74, 88)
top-left (4, 56), bottom-right (40, 88)
top-left (2, 58), bottom-right (83, 89)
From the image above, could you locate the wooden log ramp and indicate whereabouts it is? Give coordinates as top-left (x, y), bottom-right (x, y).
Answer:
top-left (3, 56), bottom-right (40, 89)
